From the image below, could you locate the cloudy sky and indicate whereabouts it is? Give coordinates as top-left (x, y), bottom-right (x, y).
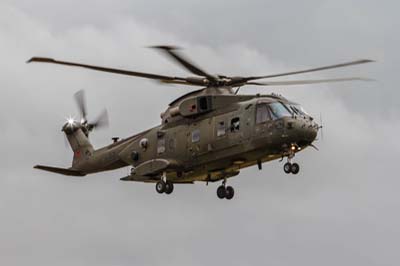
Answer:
top-left (1, 0), bottom-right (399, 265)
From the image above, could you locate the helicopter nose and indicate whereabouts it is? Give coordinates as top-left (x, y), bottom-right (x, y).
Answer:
top-left (286, 117), bottom-right (318, 145)
top-left (305, 122), bottom-right (318, 142)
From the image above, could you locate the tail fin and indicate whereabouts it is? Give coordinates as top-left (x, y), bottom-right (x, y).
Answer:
top-left (34, 125), bottom-right (94, 176)
top-left (65, 127), bottom-right (94, 168)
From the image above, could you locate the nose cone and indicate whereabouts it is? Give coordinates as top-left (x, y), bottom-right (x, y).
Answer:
top-left (305, 124), bottom-right (318, 142)
top-left (286, 117), bottom-right (319, 146)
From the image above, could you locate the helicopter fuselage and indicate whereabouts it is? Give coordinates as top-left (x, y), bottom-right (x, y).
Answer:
top-left (71, 92), bottom-right (318, 184)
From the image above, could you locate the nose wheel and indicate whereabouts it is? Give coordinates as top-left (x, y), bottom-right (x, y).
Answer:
top-left (283, 147), bottom-right (300, 174)
top-left (284, 162), bottom-right (292, 173)
top-left (283, 162), bottom-right (300, 174)
top-left (216, 179), bottom-right (235, 200)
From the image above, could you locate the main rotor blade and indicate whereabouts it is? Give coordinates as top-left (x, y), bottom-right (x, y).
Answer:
top-left (160, 80), bottom-right (204, 86)
top-left (150, 46), bottom-right (217, 82)
top-left (229, 59), bottom-right (374, 86)
top-left (27, 57), bottom-right (187, 82)
top-left (74, 90), bottom-right (87, 121)
top-left (245, 77), bottom-right (374, 86)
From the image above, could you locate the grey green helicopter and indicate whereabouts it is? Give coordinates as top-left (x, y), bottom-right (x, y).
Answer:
top-left (28, 46), bottom-right (373, 199)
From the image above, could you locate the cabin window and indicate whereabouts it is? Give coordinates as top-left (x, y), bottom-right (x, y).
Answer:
top-left (230, 117), bottom-right (240, 132)
top-left (192, 129), bottom-right (200, 143)
top-left (217, 121), bottom-right (226, 137)
top-left (168, 137), bottom-right (176, 151)
top-left (198, 96), bottom-right (212, 112)
top-left (157, 137), bottom-right (166, 154)
top-left (199, 97), bottom-right (208, 111)
top-left (256, 104), bottom-right (271, 124)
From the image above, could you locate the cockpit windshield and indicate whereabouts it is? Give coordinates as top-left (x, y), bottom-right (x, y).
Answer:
top-left (256, 102), bottom-right (292, 123)
top-left (286, 104), bottom-right (309, 116)
top-left (268, 102), bottom-right (292, 119)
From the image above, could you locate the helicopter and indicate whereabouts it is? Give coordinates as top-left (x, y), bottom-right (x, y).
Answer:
top-left (28, 46), bottom-right (373, 199)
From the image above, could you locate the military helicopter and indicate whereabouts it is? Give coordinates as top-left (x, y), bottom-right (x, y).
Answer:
top-left (28, 46), bottom-right (373, 199)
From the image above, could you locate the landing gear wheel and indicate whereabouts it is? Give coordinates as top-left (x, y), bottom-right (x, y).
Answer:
top-left (291, 163), bottom-right (300, 174)
top-left (165, 181), bottom-right (174, 194)
top-left (225, 186), bottom-right (235, 200)
top-left (217, 185), bottom-right (226, 199)
top-left (284, 162), bottom-right (292, 174)
top-left (156, 181), bottom-right (166, 194)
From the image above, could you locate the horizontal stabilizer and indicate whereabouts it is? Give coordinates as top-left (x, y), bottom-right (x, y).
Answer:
top-left (34, 165), bottom-right (86, 176)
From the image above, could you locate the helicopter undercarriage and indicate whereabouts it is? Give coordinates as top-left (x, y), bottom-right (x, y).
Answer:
top-left (145, 142), bottom-right (308, 200)
top-left (152, 172), bottom-right (237, 199)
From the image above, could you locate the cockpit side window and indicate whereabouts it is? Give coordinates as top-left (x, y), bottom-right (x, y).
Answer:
top-left (256, 104), bottom-right (271, 124)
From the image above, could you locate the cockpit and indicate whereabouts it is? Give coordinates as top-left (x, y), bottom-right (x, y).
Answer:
top-left (256, 102), bottom-right (290, 123)
top-left (255, 99), bottom-right (318, 147)
top-left (286, 103), bottom-right (309, 116)
top-left (256, 101), bottom-right (312, 124)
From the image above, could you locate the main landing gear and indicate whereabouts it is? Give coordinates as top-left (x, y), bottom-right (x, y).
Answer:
top-left (216, 179), bottom-right (235, 200)
top-left (155, 172), bottom-right (174, 194)
top-left (155, 180), bottom-right (174, 194)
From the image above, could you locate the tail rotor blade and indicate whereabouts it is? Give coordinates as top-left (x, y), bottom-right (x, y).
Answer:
top-left (74, 90), bottom-right (87, 122)
top-left (89, 109), bottom-right (109, 130)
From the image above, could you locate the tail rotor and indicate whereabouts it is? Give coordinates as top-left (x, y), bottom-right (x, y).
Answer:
top-left (72, 90), bottom-right (109, 135)
top-left (87, 109), bottom-right (109, 131)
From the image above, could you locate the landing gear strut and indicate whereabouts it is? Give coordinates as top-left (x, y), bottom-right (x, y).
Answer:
top-left (216, 179), bottom-right (235, 200)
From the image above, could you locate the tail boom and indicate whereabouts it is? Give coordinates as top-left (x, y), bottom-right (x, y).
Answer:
top-left (34, 165), bottom-right (86, 176)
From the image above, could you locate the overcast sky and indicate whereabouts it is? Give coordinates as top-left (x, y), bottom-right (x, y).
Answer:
top-left (0, 1), bottom-right (399, 265)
